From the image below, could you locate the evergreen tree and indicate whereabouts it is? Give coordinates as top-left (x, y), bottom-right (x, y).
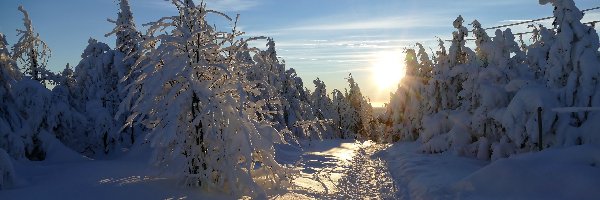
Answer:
top-left (0, 33), bottom-right (26, 159)
top-left (119, 1), bottom-right (288, 197)
top-left (542, 0), bottom-right (600, 126)
top-left (72, 39), bottom-right (122, 155)
top-left (310, 78), bottom-right (336, 138)
top-left (106, 0), bottom-right (141, 57)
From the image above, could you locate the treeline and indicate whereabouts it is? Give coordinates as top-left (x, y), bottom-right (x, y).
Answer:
top-left (0, 0), bottom-right (377, 196)
top-left (383, 0), bottom-right (600, 160)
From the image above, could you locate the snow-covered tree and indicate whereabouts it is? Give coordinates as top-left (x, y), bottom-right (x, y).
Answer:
top-left (48, 64), bottom-right (88, 153)
top-left (423, 39), bottom-right (448, 115)
top-left (419, 16), bottom-right (478, 154)
top-left (527, 25), bottom-right (556, 80)
top-left (0, 33), bottom-right (26, 159)
top-left (281, 68), bottom-right (322, 138)
top-left (12, 6), bottom-right (51, 85)
top-left (120, 1), bottom-right (288, 197)
top-left (71, 38), bottom-right (123, 155)
top-left (384, 48), bottom-right (426, 141)
top-left (106, 0), bottom-right (141, 58)
top-left (105, 0), bottom-right (146, 146)
top-left (331, 89), bottom-right (354, 139)
top-left (444, 15), bottom-right (471, 110)
top-left (249, 39), bottom-right (287, 131)
top-left (342, 74), bottom-right (375, 140)
top-left (541, 0), bottom-right (600, 127)
top-left (12, 78), bottom-right (52, 161)
top-left (248, 38), bottom-right (326, 140)
top-left (310, 78), bottom-right (336, 138)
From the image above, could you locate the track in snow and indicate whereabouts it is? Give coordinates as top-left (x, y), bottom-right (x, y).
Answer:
top-left (336, 143), bottom-right (398, 199)
top-left (271, 141), bottom-right (398, 199)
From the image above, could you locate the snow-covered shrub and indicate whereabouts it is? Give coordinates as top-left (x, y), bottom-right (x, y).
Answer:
top-left (500, 86), bottom-right (559, 157)
top-left (281, 68), bottom-right (320, 138)
top-left (12, 78), bottom-right (52, 160)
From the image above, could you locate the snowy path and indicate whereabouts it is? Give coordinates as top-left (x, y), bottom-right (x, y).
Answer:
top-left (271, 140), bottom-right (398, 199)
top-left (336, 142), bottom-right (398, 199)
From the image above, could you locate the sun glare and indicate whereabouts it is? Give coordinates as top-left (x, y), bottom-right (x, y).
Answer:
top-left (372, 51), bottom-right (405, 90)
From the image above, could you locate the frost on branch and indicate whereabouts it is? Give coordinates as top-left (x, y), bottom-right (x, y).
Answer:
top-left (12, 6), bottom-right (52, 84)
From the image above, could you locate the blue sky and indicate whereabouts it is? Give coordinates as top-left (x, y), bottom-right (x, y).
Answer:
top-left (1, 0), bottom-right (598, 106)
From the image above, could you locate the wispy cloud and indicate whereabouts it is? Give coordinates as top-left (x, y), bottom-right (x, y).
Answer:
top-left (279, 17), bottom-right (444, 32)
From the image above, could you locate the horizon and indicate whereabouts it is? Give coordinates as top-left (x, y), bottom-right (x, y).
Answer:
top-left (0, 0), bottom-right (598, 107)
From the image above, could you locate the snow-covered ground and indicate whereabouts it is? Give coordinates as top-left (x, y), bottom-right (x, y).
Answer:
top-left (0, 142), bottom-right (232, 200)
top-left (377, 142), bottom-right (600, 199)
top-left (2, 139), bottom-right (600, 199)
top-left (0, 139), bottom-right (399, 199)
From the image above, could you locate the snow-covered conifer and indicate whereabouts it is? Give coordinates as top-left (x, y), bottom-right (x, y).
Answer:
top-left (48, 64), bottom-right (88, 152)
top-left (332, 89), bottom-right (353, 139)
top-left (106, 0), bottom-right (141, 58)
top-left (72, 38), bottom-right (122, 155)
top-left (541, 0), bottom-right (600, 127)
top-left (120, 1), bottom-right (288, 197)
top-left (12, 78), bottom-right (52, 160)
top-left (310, 78), bottom-right (336, 138)
top-left (0, 33), bottom-right (26, 159)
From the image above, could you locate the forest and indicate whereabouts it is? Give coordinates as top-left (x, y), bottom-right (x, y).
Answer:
top-left (1, 0), bottom-right (600, 199)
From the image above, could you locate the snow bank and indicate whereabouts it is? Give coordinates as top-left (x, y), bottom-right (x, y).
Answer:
top-left (454, 144), bottom-right (600, 199)
top-left (376, 142), bottom-right (487, 199)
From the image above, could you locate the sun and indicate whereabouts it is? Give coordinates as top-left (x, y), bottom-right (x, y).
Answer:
top-left (371, 51), bottom-right (405, 90)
